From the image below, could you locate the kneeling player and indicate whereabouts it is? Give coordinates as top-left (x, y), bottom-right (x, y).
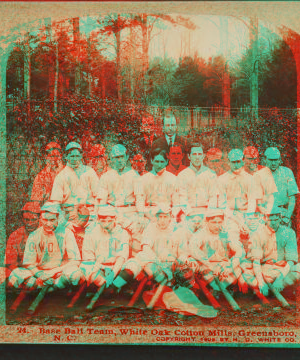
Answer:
top-left (79, 205), bottom-right (130, 290)
top-left (8, 202), bottom-right (80, 291)
top-left (241, 207), bottom-right (295, 295)
top-left (189, 208), bottom-right (245, 292)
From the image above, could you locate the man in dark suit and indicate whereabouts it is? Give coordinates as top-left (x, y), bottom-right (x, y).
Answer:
top-left (152, 109), bottom-right (188, 166)
top-left (135, 113), bottom-right (159, 171)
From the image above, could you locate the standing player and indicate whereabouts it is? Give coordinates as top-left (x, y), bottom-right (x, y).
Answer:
top-left (264, 147), bottom-right (299, 226)
top-left (86, 144), bottom-right (108, 179)
top-left (50, 142), bottom-right (99, 208)
top-left (217, 149), bottom-right (258, 241)
top-left (177, 143), bottom-right (219, 214)
top-left (206, 148), bottom-right (227, 177)
top-left (141, 148), bottom-right (180, 221)
top-left (8, 202), bottom-right (80, 291)
top-left (243, 146), bottom-right (277, 215)
top-left (30, 142), bottom-right (64, 205)
top-left (166, 142), bottom-right (187, 176)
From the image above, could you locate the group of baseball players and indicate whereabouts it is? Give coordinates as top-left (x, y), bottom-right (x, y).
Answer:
top-left (4, 109), bottom-right (300, 317)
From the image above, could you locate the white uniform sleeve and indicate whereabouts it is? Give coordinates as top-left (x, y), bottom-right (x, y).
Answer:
top-left (50, 173), bottom-right (65, 203)
top-left (82, 231), bottom-right (96, 262)
top-left (63, 229), bottom-right (81, 261)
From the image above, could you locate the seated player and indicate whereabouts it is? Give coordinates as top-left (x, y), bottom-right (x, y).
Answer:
top-left (112, 204), bottom-right (177, 292)
top-left (241, 206), bottom-right (291, 295)
top-left (172, 207), bottom-right (206, 265)
top-left (166, 142), bottom-right (187, 176)
top-left (78, 205), bottom-right (130, 289)
top-left (2, 202), bottom-right (41, 284)
top-left (189, 208), bottom-right (245, 292)
top-left (8, 202), bottom-right (80, 291)
top-left (141, 148), bottom-right (180, 221)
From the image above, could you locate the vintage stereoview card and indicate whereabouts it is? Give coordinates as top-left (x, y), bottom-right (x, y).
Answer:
top-left (1, 1), bottom-right (300, 346)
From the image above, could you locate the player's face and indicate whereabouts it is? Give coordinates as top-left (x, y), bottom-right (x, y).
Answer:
top-left (41, 212), bottom-right (58, 233)
top-left (207, 216), bottom-right (224, 234)
top-left (131, 155), bottom-right (146, 173)
top-left (265, 157), bottom-right (281, 172)
top-left (229, 159), bottom-right (243, 173)
top-left (266, 214), bottom-right (281, 232)
top-left (151, 154), bottom-right (168, 173)
top-left (245, 213), bottom-right (261, 232)
top-left (244, 156), bottom-right (258, 172)
top-left (141, 116), bottom-right (155, 134)
top-left (207, 158), bottom-right (221, 172)
top-left (188, 147), bottom-right (204, 168)
top-left (61, 205), bottom-right (77, 222)
top-left (156, 213), bottom-right (172, 230)
top-left (66, 149), bottom-right (82, 169)
top-left (89, 155), bottom-right (106, 174)
top-left (46, 149), bottom-right (62, 168)
top-left (23, 212), bottom-right (40, 233)
top-left (111, 153), bottom-right (128, 172)
top-left (163, 117), bottom-right (177, 136)
top-left (98, 216), bottom-right (116, 232)
top-left (168, 146), bottom-right (183, 167)
top-left (187, 215), bottom-right (204, 233)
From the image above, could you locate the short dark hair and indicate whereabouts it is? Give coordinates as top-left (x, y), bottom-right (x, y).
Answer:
top-left (168, 142), bottom-right (184, 154)
top-left (151, 148), bottom-right (168, 161)
top-left (188, 142), bottom-right (204, 155)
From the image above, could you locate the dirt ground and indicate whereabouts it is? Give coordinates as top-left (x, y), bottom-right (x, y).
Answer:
top-left (5, 283), bottom-right (300, 327)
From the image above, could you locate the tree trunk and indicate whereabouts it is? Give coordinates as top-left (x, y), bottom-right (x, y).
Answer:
top-left (23, 34), bottom-right (31, 118)
top-left (220, 17), bottom-right (231, 119)
top-left (72, 17), bottom-right (81, 95)
top-left (129, 20), bottom-right (135, 101)
top-left (141, 14), bottom-right (149, 101)
top-left (87, 34), bottom-right (92, 98)
top-left (250, 16), bottom-right (259, 119)
top-left (115, 20), bottom-right (122, 102)
top-left (54, 41), bottom-right (58, 113)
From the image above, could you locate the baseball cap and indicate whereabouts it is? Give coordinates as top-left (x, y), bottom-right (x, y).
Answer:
top-left (97, 205), bottom-right (117, 217)
top-left (65, 142), bottom-right (82, 152)
top-left (22, 202), bottom-right (41, 214)
top-left (264, 147), bottom-right (281, 160)
top-left (155, 203), bottom-right (172, 215)
top-left (244, 146), bottom-right (259, 158)
top-left (45, 142), bottom-right (61, 153)
top-left (41, 202), bottom-right (61, 215)
top-left (88, 144), bottom-right (106, 158)
top-left (186, 207), bottom-right (206, 217)
top-left (111, 144), bottom-right (127, 157)
top-left (205, 208), bottom-right (224, 219)
top-left (206, 148), bottom-right (222, 161)
top-left (228, 149), bottom-right (243, 162)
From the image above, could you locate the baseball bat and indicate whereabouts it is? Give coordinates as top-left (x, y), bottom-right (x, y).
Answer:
top-left (27, 285), bottom-right (51, 315)
top-left (215, 278), bottom-right (241, 311)
top-left (196, 278), bottom-right (222, 309)
top-left (128, 276), bottom-right (148, 307)
top-left (147, 278), bottom-right (167, 310)
top-left (67, 282), bottom-right (87, 308)
top-left (86, 283), bottom-right (106, 311)
top-left (267, 282), bottom-right (290, 308)
top-left (10, 290), bottom-right (27, 313)
top-left (253, 287), bottom-right (270, 305)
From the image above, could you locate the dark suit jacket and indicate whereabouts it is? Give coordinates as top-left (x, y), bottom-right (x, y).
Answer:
top-left (152, 134), bottom-right (189, 166)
